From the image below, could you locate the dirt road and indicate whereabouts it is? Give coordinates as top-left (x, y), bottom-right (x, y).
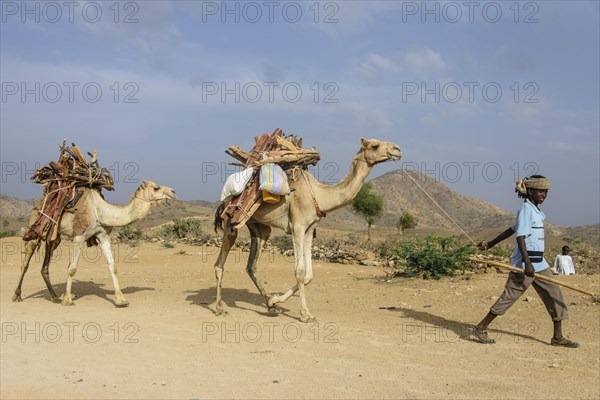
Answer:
top-left (1, 238), bottom-right (599, 399)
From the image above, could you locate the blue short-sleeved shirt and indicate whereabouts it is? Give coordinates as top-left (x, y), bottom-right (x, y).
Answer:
top-left (511, 199), bottom-right (549, 272)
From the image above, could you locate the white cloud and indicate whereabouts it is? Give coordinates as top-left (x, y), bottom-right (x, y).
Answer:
top-left (402, 48), bottom-right (446, 78)
top-left (354, 47), bottom-right (446, 79)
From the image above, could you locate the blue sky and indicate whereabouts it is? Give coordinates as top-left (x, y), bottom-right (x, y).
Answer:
top-left (1, 1), bottom-right (598, 227)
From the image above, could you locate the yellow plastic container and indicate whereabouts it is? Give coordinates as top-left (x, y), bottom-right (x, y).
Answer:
top-left (262, 190), bottom-right (280, 204)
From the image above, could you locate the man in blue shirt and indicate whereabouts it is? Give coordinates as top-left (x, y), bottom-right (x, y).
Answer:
top-left (472, 176), bottom-right (578, 348)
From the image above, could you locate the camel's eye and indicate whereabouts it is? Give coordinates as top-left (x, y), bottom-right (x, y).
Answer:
top-left (153, 186), bottom-right (160, 191)
top-left (371, 144), bottom-right (380, 150)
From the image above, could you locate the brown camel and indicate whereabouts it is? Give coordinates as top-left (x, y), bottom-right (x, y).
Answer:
top-left (13, 181), bottom-right (176, 306)
top-left (214, 138), bottom-right (402, 322)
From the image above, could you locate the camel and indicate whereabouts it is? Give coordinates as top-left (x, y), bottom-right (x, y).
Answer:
top-left (213, 138), bottom-right (402, 322)
top-left (12, 180), bottom-right (176, 306)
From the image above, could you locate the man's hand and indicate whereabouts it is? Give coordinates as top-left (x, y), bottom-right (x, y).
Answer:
top-left (477, 241), bottom-right (490, 251)
top-left (524, 262), bottom-right (535, 277)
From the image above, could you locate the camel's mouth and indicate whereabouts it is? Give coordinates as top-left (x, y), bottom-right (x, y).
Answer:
top-left (162, 193), bottom-right (177, 204)
top-left (151, 189), bottom-right (177, 205)
top-left (166, 192), bottom-right (177, 201)
top-left (388, 148), bottom-right (403, 161)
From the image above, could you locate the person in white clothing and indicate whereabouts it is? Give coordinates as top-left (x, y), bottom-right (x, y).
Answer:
top-left (554, 246), bottom-right (576, 275)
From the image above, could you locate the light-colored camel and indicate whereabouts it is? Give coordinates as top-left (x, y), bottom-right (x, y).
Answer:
top-left (214, 138), bottom-right (402, 322)
top-left (13, 180), bottom-right (176, 306)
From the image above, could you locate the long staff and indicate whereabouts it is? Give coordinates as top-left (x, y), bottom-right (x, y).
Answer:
top-left (469, 256), bottom-right (599, 300)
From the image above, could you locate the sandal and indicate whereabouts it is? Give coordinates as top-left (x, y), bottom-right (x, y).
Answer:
top-left (472, 327), bottom-right (495, 344)
top-left (551, 337), bottom-right (579, 348)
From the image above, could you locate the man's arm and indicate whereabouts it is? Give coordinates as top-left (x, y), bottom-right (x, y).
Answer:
top-left (477, 227), bottom-right (515, 250)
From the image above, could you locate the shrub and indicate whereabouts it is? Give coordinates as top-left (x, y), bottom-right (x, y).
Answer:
top-left (386, 235), bottom-right (473, 279)
top-left (161, 218), bottom-right (204, 241)
top-left (397, 212), bottom-right (418, 233)
top-left (0, 229), bottom-right (17, 239)
top-left (271, 235), bottom-right (293, 252)
top-left (118, 225), bottom-right (143, 245)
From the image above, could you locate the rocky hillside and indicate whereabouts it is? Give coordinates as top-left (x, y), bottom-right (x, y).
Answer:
top-left (370, 170), bottom-right (515, 230)
top-left (0, 195), bottom-right (34, 228)
top-left (319, 169), bottom-right (514, 233)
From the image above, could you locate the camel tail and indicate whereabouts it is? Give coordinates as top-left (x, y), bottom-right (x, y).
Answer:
top-left (214, 202), bottom-right (225, 233)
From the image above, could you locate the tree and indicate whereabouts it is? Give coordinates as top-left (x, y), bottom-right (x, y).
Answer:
top-left (397, 211), bottom-right (418, 233)
top-left (351, 182), bottom-right (384, 241)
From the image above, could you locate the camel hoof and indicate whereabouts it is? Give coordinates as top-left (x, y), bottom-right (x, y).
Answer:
top-left (61, 293), bottom-right (75, 306)
top-left (115, 299), bottom-right (129, 308)
top-left (300, 314), bottom-right (316, 323)
top-left (268, 306), bottom-right (282, 315)
top-left (12, 294), bottom-right (23, 302)
top-left (50, 296), bottom-right (62, 304)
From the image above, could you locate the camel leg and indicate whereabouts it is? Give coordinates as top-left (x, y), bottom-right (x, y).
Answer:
top-left (62, 240), bottom-right (83, 306)
top-left (269, 226), bottom-right (315, 323)
top-left (302, 224), bottom-right (316, 286)
top-left (12, 240), bottom-right (38, 302)
top-left (246, 223), bottom-right (279, 313)
top-left (40, 238), bottom-right (62, 303)
top-left (98, 233), bottom-right (128, 307)
top-left (297, 225), bottom-right (317, 322)
top-left (214, 224), bottom-right (237, 316)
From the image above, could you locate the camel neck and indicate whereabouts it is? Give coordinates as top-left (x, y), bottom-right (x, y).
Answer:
top-left (91, 190), bottom-right (152, 227)
top-left (311, 155), bottom-right (373, 213)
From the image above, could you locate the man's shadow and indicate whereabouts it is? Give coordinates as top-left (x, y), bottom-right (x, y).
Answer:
top-left (383, 307), bottom-right (547, 345)
top-left (27, 281), bottom-right (154, 307)
top-left (185, 287), bottom-right (291, 318)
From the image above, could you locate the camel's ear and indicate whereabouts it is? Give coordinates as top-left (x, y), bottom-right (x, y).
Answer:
top-left (361, 138), bottom-right (379, 150)
top-left (141, 180), bottom-right (149, 188)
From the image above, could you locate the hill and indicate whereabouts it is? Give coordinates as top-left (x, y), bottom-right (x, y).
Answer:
top-left (1, 172), bottom-right (598, 246)
top-left (0, 195), bottom-right (34, 229)
top-left (317, 169), bottom-right (514, 233)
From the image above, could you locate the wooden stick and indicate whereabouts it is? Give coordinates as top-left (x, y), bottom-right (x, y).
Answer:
top-left (469, 257), bottom-right (598, 298)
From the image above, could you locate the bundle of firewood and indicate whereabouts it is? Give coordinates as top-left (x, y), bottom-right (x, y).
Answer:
top-left (32, 141), bottom-right (114, 191)
top-left (225, 132), bottom-right (320, 169)
top-left (23, 141), bottom-right (113, 243)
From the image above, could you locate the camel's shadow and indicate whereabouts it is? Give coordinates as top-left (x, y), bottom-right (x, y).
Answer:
top-left (185, 287), bottom-right (291, 318)
top-left (27, 281), bottom-right (154, 307)
top-left (383, 306), bottom-right (546, 345)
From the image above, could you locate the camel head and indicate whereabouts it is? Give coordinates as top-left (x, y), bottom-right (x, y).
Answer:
top-left (359, 138), bottom-right (403, 166)
top-left (132, 180), bottom-right (177, 204)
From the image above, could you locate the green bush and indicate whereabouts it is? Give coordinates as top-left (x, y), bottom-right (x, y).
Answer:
top-left (386, 235), bottom-right (473, 279)
top-left (0, 229), bottom-right (17, 238)
top-left (397, 212), bottom-right (418, 232)
top-left (118, 225), bottom-right (143, 245)
top-left (161, 218), bottom-right (204, 241)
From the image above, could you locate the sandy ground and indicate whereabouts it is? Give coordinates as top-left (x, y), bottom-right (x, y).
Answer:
top-left (1, 237), bottom-right (599, 399)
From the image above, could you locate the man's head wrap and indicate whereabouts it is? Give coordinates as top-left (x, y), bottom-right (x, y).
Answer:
top-left (515, 177), bottom-right (550, 195)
